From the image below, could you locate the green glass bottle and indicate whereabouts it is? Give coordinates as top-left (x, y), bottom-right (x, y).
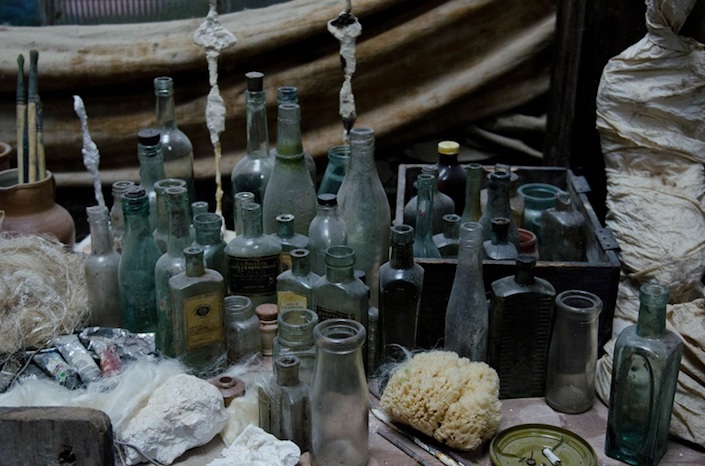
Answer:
top-left (276, 85), bottom-right (316, 183)
top-left (413, 173), bottom-right (442, 258)
top-left (276, 248), bottom-right (320, 314)
top-left (483, 216), bottom-right (518, 260)
top-left (312, 245), bottom-right (369, 325)
top-left (190, 200), bottom-right (209, 242)
top-left (136, 128), bottom-right (166, 232)
top-left (153, 178), bottom-right (187, 253)
top-left (433, 213), bottom-right (461, 258)
top-left (479, 169), bottom-right (520, 247)
top-left (318, 144), bottom-right (350, 196)
top-left (272, 214), bottom-right (309, 273)
top-left (192, 212), bottom-right (227, 281)
top-left (460, 163), bottom-right (484, 223)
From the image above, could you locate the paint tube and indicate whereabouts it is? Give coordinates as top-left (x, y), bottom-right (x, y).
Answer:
top-left (54, 333), bottom-right (102, 383)
top-left (33, 348), bottom-right (82, 389)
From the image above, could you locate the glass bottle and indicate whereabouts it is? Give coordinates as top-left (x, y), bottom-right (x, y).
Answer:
top-left (433, 213), bottom-right (461, 258)
top-left (109, 180), bottom-right (134, 253)
top-left (169, 245), bottom-right (227, 377)
top-left (118, 186), bottom-right (162, 333)
top-left (308, 193), bottom-right (348, 276)
top-left (190, 200), bottom-right (209, 241)
top-left (413, 173), bottom-right (442, 258)
top-left (444, 222), bottom-right (487, 361)
top-left (270, 355), bottom-right (310, 451)
top-left (538, 191), bottom-right (587, 261)
top-left (277, 248), bottom-right (320, 314)
top-left (233, 191), bottom-right (255, 236)
top-left (310, 319), bottom-right (368, 466)
top-left (483, 216), bottom-right (519, 260)
top-left (403, 165), bottom-right (455, 235)
top-left (84, 205), bottom-right (121, 328)
top-left (318, 144), bottom-right (350, 196)
top-left (605, 283), bottom-right (683, 466)
top-left (224, 295), bottom-right (261, 364)
top-left (379, 224), bottom-right (424, 361)
top-left (193, 212), bottom-right (227, 279)
top-left (337, 127), bottom-right (391, 308)
top-left (230, 71), bottom-right (274, 207)
top-left (489, 255), bottom-right (556, 398)
top-left (436, 140), bottom-right (466, 215)
top-left (460, 163), bottom-right (484, 223)
top-left (153, 178), bottom-right (187, 253)
top-left (136, 128), bottom-right (166, 232)
top-left (275, 85), bottom-right (316, 183)
top-left (154, 76), bottom-right (195, 202)
top-left (545, 290), bottom-right (603, 413)
top-left (262, 103), bottom-right (317, 235)
top-left (224, 202), bottom-right (281, 307)
top-left (155, 185), bottom-right (192, 357)
top-left (272, 214), bottom-right (309, 273)
top-left (518, 183), bottom-right (560, 235)
top-left (479, 169), bottom-right (520, 247)
top-left (273, 308), bottom-right (318, 386)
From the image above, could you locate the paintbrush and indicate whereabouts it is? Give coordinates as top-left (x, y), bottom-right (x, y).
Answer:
top-left (27, 50), bottom-right (39, 182)
top-left (16, 54), bottom-right (26, 183)
top-left (36, 97), bottom-right (46, 180)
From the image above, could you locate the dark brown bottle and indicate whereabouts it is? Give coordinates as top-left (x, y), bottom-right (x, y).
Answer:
top-left (436, 140), bottom-right (466, 215)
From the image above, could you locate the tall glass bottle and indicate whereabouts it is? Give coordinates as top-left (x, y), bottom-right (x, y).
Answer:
top-left (109, 180), bottom-right (134, 253)
top-left (118, 186), bottom-right (162, 333)
top-left (277, 248), bottom-right (320, 314)
top-left (192, 212), bottom-right (227, 279)
top-left (605, 283), bottom-right (683, 466)
top-left (379, 225), bottom-right (424, 361)
top-left (403, 165), bottom-right (455, 235)
top-left (276, 85), bottom-right (316, 183)
top-left (436, 140), bottom-right (466, 215)
top-left (308, 193), bottom-right (348, 276)
top-left (460, 163), bottom-right (484, 223)
top-left (433, 213), bottom-right (461, 258)
top-left (84, 205), bottom-right (121, 328)
top-left (262, 103), bottom-right (317, 236)
top-left (190, 200), bottom-right (209, 241)
top-left (538, 191), bottom-right (587, 261)
top-left (318, 144), bottom-right (350, 196)
top-left (137, 128), bottom-right (166, 232)
top-left (413, 173), bottom-right (442, 258)
top-left (169, 246), bottom-right (227, 377)
top-left (224, 202), bottom-right (281, 307)
top-left (478, 169), bottom-right (519, 247)
top-left (337, 127), bottom-right (391, 307)
top-left (231, 71), bottom-right (274, 207)
top-left (272, 214), bottom-right (309, 273)
top-left (153, 178), bottom-right (187, 253)
top-left (154, 76), bottom-right (195, 202)
top-left (483, 217), bottom-right (518, 261)
top-left (233, 191), bottom-right (255, 236)
top-left (444, 222), bottom-right (487, 361)
top-left (273, 308), bottom-right (318, 386)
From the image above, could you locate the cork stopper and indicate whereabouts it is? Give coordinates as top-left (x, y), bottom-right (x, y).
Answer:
top-left (255, 303), bottom-right (278, 322)
top-left (137, 128), bottom-right (161, 146)
top-left (246, 71), bottom-right (264, 92)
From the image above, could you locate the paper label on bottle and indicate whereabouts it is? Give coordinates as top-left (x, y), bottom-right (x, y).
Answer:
top-left (314, 304), bottom-right (354, 321)
top-left (227, 254), bottom-right (279, 296)
top-left (183, 291), bottom-right (224, 349)
top-left (277, 290), bottom-right (308, 312)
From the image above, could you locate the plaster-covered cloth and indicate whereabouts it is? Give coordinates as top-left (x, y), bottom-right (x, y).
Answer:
top-left (594, 0), bottom-right (705, 447)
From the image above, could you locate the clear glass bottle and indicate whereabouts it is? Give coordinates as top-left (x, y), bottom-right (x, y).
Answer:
top-left (337, 127), bottom-right (391, 307)
top-left (109, 180), bottom-right (134, 253)
top-left (308, 193), bottom-right (348, 276)
top-left (272, 214), bottom-right (309, 273)
top-left (413, 173), bottom-right (442, 258)
top-left (433, 213), bottom-right (461, 258)
top-left (518, 183), bottom-right (560, 236)
top-left (606, 283), bottom-right (683, 466)
top-left (460, 163), bottom-right (484, 223)
top-left (233, 191), bottom-right (255, 236)
top-left (379, 224), bottom-right (424, 361)
top-left (403, 165), bottom-right (455, 235)
top-left (483, 216), bottom-right (519, 260)
top-left (545, 290), bottom-right (603, 413)
top-left (169, 245), bottom-right (227, 377)
top-left (190, 200), bottom-right (209, 241)
top-left (270, 355), bottom-right (310, 451)
top-left (154, 76), bottom-right (195, 202)
top-left (479, 169), bottom-right (520, 247)
top-left (118, 186), bottom-right (162, 333)
top-left (153, 178), bottom-right (187, 253)
top-left (84, 205), bottom-right (121, 328)
top-left (155, 186), bottom-right (192, 357)
top-left (273, 308), bottom-right (318, 386)
top-left (192, 212), bottom-right (227, 279)
top-left (277, 248), bottom-right (319, 314)
top-left (224, 295), bottom-right (261, 364)
top-left (310, 319), bottom-right (368, 466)
top-left (444, 222), bottom-right (487, 361)
top-left (136, 128), bottom-right (166, 232)
top-left (230, 71), bottom-right (274, 207)
top-left (436, 140), bottom-right (466, 215)
top-left (224, 202), bottom-right (281, 307)
top-left (262, 103), bottom-right (317, 235)
top-left (538, 191), bottom-right (587, 261)
top-left (275, 85), bottom-right (316, 183)
top-left (318, 144), bottom-right (350, 196)
top-left (312, 245), bottom-right (369, 325)
top-left (489, 255), bottom-right (556, 398)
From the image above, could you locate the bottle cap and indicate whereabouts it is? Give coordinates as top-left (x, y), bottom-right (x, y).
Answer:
top-left (438, 140), bottom-right (460, 155)
top-left (255, 303), bottom-right (278, 322)
top-left (137, 128), bottom-right (161, 146)
top-left (246, 71), bottom-right (264, 92)
top-left (317, 193), bottom-right (338, 206)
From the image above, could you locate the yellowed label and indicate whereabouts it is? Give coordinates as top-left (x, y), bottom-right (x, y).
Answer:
top-left (277, 290), bottom-right (308, 312)
top-left (184, 292), bottom-right (224, 349)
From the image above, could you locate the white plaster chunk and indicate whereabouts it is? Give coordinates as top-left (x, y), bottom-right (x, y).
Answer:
top-left (207, 424), bottom-right (300, 466)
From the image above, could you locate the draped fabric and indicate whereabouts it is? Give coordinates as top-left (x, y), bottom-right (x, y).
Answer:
top-left (0, 0), bottom-right (556, 186)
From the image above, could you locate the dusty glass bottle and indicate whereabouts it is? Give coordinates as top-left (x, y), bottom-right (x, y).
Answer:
top-left (154, 76), bottom-right (195, 202)
top-left (318, 144), bottom-right (350, 196)
top-left (308, 193), bottom-right (348, 276)
top-left (436, 140), bottom-right (466, 215)
top-left (224, 295), bottom-right (261, 364)
top-left (275, 85), bottom-right (316, 183)
top-left (518, 183), bottom-right (560, 236)
top-left (190, 200), bottom-right (209, 241)
top-left (272, 214), bottom-right (309, 273)
top-left (403, 165), bottom-right (455, 235)
top-left (433, 213), bottom-right (461, 258)
top-left (269, 355), bottom-right (310, 451)
top-left (109, 180), bottom-right (134, 253)
top-left (277, 248), bottom-right (319, 314)
top-left (136, 128), bottom-right (166, 232)
top-left (118, 186), bottom-right (162, 333)
top-left (153, 178), bottom-right (187, 253)
top-left (337, 127), bottom-right (390, 307)
top-left (230, 71), bottom-right (274, 207)
top-left (460, 162), bottom-right (484, 223)
top-left (192, 212), bottom-right (226, 279)
top-left (605, 283), bottom-right (683, 466)
top-left (169, 246), bottom-right (227, 377)
top-left (538, 191), bottom-right (587, 261)
top-left (483, 216), bottom-right (519, 260)
top-left (273, 308), bottom-right (318, 386)
top-left (84, 205), bottom-right (121, 328)
top-left (489, 255), bottom-right (556, 398)
top-left (379, 224), bottom-right (424, 361)
top-left (225, 202), bottom-right (281, 306)
top-left (479, 169), bottom-right (520, 247)
top-left (233, 191), bottom-right (255, 237)
top-left (413, 173), bottom-right (442, 258)
top-left (444, 222), bottom-right (487, 361)
top-left (310, 319), bottom-right (368, 466)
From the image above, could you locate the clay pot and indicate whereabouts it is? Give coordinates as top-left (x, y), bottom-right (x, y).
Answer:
top-left (0, 142), bottom-right (10, 171)
top-left (0, 168), bottom-right (76, 248)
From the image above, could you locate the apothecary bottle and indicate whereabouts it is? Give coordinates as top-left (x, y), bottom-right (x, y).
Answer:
top-left (606, 283), bottom-right (683, 466)
top-left (276, 85), bottom-right (316, 183)
top-left (84, 205), bottom-right (121, 328)
top-left (270, 355), bottom-right (311, 451)
top-left (310, 319), bottom-right (368, 466)
top-left (154, 76), bottom-right (195, 202)
top-left (193, 212), bottom-right (227, 279)
top-left (272, 214), bottom-right (309, 273)
top-left (190, 200), bottom-right (209, 241)
top-left (460, 162), bottom-right (484, 223)
top-left (538, 191), bottom-right (587, 261)
top-left (231, 72), bottom-right (274, 207)
top-left (337, 127), bottom-right (390, 307)
top-left (308, 193), bottom-right (348, 275)
top-left (545, 290), bottom-right (602, 413)
top-left (413, 173), bottom-right (442, 258)
top-left (109, 180), bottom-right (134, 253)
top-left (444, 222), bottom-right (487, 361)
top-left (277, 248), bottom-right (319, 314)
top-left (169, 246), bottom-right (227, 377)
top-left (479, 169), bottom-right (519, 247)
top-left (225, 202), bottom-right (281, 307)
top-left (118, 186), bottom-right (162, 333)
top-left (483, 216), bottom-right (518, 260)
top-left (233, 191), bottom-right (255, 236)
top-left (318, 144), bottom-right (350, 196)
top-left (224, 295), bottom-right (261, 364)
top-left (379, 224), bottom-right (424, 361)
top-left (433, 213), bottom-right (461, 258)
top-left (436, 140), bottom-right (466, 215)
top-left (153, 178), bottom-right (187, 253)
top-left (136, 128), bottom-right (166, 231)
top-left (403, 165), bottom-right (455, 234)
top-left (273, 308), bottom-right (318, 385)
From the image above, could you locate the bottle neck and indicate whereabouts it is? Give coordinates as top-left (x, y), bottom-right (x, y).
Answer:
top-left (462, 164), bottom-right (484, 221)
top-left (326, 263), bottom-right (355, 283)
top-left (123, 197), bottom-right (152, 236)
top-left (636, 285), bottom-right (669, 337)
top-left (155, 90), bottom-right (177, 130)
top-left (291, 253), bottom-right (311, 277)
top-left (138, 145), bottom-right (165, 189)
top-left (166, 195), bottom-right (192, 255)
top-left (456, 225), bottom-right (483, 272)
top-left (277, 219), bottom-right (295, 239)
top-left (316, 204), bottom-right (338, 218)
top-left (243, 208), bottom-right (264, 238)
top-left (486, 179), bottom-right (512, 218)
top-left (246, 90), bottom-right (270, 160)
top-left (276, 107), bottom-right (304, 158)
top-left (390, 241), bottom-right (415, 269)
top-left (438, 153), bottom-right (459, 167)
top-left (275, 357), bottom-right (301, 387)
top-left (87, 208), bottom-right (113, 255)
top-left (414, 177), bottom-right (435, 242)
top-left (194, 224), bottom-right (222, 245)
top-left (185, 250), bottom-right (206, 277)
top-left (349, 134), bottom-right (376, 175)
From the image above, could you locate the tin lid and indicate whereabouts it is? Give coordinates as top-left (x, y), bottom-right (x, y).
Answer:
top-left (489, 423), bottom-right (597, 466)
top-left (437, 140), bottom-right (460, 155)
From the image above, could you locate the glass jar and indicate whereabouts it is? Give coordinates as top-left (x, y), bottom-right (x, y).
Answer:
top-left (273, 308), bottom-right (318, 386)
top-left (518, 183), bottom-right (560, 235)
top-left (224, 295), bottom-right (261, 364)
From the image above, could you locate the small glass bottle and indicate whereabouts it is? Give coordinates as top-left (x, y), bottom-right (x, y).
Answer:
top-left (256, 303), bottom-right (279, 356)
top-left (224, 202), bottom-right (281, 307)
top-left (479, 169), bottom-right (520, 247)
top-left (275, 85), bottom-right (316, 183)
top-left (308, 193), bottom-right (348, 276)
top-left (118, 186), bottom-right (162, 333)
top-left (518, 183), bottom-right (560, 235)
top-left (433, 213), bottom-right (461, 258)
top-left (109, 180), bottom-right (134, 253)
top-left (318, 144), bottom-right (350, 196)
top-left (273, 308), bottom-right (318, 386)
top-left (605, 283), bottom-right (683, 466)
top-left (460, 163), bottom-right (484, 223)
top-left (310, 319), bottom-right (368, 466)
top-left (233, 191), bottom-right (255, 236)
top-left (192, 212), bottom-right (227, 279)
top-left (538, 191), bottom-right (587, 261)
top-left (84, 205), bottom-right (121, 328)
top-left (224, 295), bottom-right (261, 364)
top-left (444, 222), bottom-right (487, 361)
top-left (545, 290), bottom-right (603, 413)
top-left (169, 246), bottom-right (227, 377)
top-left (154, 76), bottom-right (195, 202)
top-left (483, 216), bottom-right (519, 261)
top-left (136, 128), bottom-right (166, 232)
top-left (436, 140), bottom-right (466, 215)
top-left (190, 200), bottom-right (209, 241)
top-left (277, 248), bottom-right (320, 314)
top-left (312, 245), bottom-right (369, 325)
top-left (403, 165), bottom-right (455, 235)
top-left (153, 178), bottom-right (187, 253)
top-left (262, 103), bottom-right (317, 236)
top-left (489, 255), bottom-right (556, 398)
top-left (413, 173), bottom-right (442, 258)
top-left (272, 214), bottom-right (309, 273)
top-left (271, 355), bottom-right (310, 451)
top-left (379, 224), bottom-right (424, 361)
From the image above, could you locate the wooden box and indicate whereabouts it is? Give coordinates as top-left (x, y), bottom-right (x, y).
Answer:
top-left (395, 164), bottom-right (621, 351)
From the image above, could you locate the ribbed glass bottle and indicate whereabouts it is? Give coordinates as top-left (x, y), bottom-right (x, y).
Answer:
top-left (436, 140), bottom-right (466, 215)
top-left (153, 178), bottom-right (187, 254)
top-left (272, 214), bottom-right (309, 273)
top-left (413, 173), bottom-right (442, 258)
top-left (276, 85), bottom-right (316, 183)
top-left (479, 169), bottom-right (519, 247)
top-left (433, 213), bottom-right (461, 258)
top-left (109, 180), bottom-right (134, 253)
top-left (403, 165), bottom-right (455, 235)
top-left (277, 248), bottom-right (319, 314)
top-left (136, 128), bottom-right (166, 232)
top-left (84, 205), bottom-right (121, 328)
top-left (192, 212), bottom-right (227, 279)
top-left (308, 193), bottom-right (348, 276)
top-left (460, 163), bottom-right (484, 223)
top-left (483, 216), bottom-right (518, 260)
top-left (318, 144), bottom-right (350, 196)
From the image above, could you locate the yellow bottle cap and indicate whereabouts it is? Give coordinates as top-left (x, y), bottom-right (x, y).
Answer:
top-left (438, 140), bottom-right (460, 155)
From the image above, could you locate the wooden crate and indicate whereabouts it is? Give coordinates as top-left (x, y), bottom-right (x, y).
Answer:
top-left (395, 164), bottom-right (621, 351)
